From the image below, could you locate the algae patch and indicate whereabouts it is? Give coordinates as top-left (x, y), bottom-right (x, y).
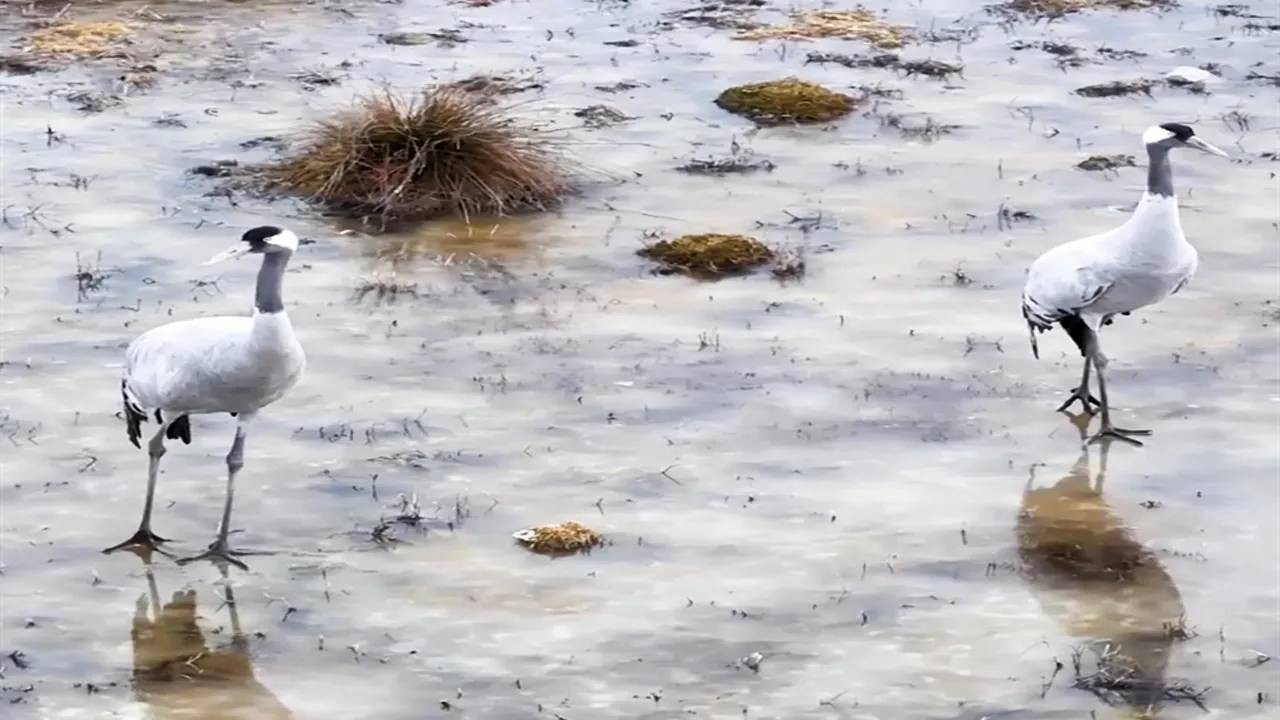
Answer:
top-left (513, 521), bottom-right (603, 555)
top-left (736, 9), bottom-right (909, 48)
top-left (638, 233), bottom-right (776, 278)
top-left (715, 78), bottom-right (854, 126)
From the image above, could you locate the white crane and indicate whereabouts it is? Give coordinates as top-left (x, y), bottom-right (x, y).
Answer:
top-left (106, 225), bottom-right (306, 567)
top-left (1022, 123), bottom-right (1228, 445)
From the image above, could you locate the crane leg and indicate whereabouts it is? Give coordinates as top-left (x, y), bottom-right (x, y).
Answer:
top-left (1086, 340), bottom-right (1151, 446)
top-left (1056, 355), bottom-right (1101, 414)
top-left (104, 423), bottom-right (174, 557)
top-left (179, 415), bottom-right (252, 570)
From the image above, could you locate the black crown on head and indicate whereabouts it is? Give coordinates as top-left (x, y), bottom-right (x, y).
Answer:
top-left (1158, 123), bottom-right (1194, 141)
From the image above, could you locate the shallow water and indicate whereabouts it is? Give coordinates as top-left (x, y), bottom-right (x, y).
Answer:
top-left (1, 0), bottom-right (1278, 718)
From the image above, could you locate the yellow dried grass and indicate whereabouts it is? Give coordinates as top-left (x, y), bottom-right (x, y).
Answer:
top-left (513, 521), bottom-right (603, 554)
top-left (29, 21), bottom-right (133, 56)
top-left (735, 9), bottom-right (909, 49)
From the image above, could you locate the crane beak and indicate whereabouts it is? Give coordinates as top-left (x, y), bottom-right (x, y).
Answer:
top-left (1186, 136), bottom-right (1229, 158)
top-left (203, 245), bottom-right (250, 265)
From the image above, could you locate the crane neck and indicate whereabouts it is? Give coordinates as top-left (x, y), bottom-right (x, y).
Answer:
top-left (1146, 144), bottom-right (1174, 198)
top-left (255, 250), bottom-right (291, 314)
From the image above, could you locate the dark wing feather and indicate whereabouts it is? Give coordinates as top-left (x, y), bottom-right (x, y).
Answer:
top-left (166, 415), bottom-right (192, 445)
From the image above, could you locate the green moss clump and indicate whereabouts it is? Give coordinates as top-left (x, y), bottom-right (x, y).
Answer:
top-left (638, 233), bottom-right (775, 278)
top-left (715, 78), bottom-right (855, 126)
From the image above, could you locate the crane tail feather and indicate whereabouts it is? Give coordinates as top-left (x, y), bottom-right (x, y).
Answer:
top-left (1021, 301), bottom-right (1042, 360)
top-left (122, 380), bottom-right (146, 449)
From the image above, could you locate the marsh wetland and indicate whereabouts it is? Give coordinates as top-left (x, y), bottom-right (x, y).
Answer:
top-left (1, 0), bottom-right (1278, 718)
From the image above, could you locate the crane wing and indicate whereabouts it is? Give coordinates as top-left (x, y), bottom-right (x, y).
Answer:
top-left (1021, 240), bottom-right (1113, 358)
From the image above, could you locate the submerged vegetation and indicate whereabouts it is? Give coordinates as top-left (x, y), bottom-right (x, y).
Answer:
top-left (638, 233), bottom-right (776, 278)
top-left (1074, 79), bottom-right (1155, 97)
top-left (803, 51), bottom-right (962, 79)
top-left (715, 78), bottom-right (855, 126)
top-left (991, 0), bottom-right (1176, 17)
top-left (268, 88), bottom-right (570, 225)
top-left (1078, 154), bottom-right (1137, 171)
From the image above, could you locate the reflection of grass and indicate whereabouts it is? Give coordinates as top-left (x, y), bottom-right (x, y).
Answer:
top-left (268, 89), bottom-right (570, 226)
top-left (715, 78), bottom-right (854, 126)
top-left (639, 233), bottom-right (775, 278)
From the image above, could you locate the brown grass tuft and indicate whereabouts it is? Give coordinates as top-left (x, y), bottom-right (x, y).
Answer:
top-left (267, 88), bottom-right (570, 225)
top-left (29, 21), bottom-right (133, 56)
top-left (513, 521), bottom-right (603, 554)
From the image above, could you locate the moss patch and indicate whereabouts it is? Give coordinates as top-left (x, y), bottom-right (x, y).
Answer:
top-left (715, 78), bottom-right (854, 126)
top-left (267, 88), bottom-right (570, 225)
top-left (29, 21), bottom-right (133, 56)
top-left (639, 233), bottom-right (775, 278)
top-left (736, 9), bottom-right (909, 48)
top-left (513, 521), bottom-right (603, 554)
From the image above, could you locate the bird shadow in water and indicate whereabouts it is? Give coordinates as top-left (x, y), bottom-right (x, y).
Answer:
top-left (132, 567), bottom-right (294, 720)
top-left (1017, 417), bottom-right (1208, 716)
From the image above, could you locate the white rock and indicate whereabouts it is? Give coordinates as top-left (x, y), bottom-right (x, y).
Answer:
top-left (1165, 66), bottom-right (1218, 85)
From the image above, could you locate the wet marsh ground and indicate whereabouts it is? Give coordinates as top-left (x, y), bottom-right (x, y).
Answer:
top-left (1, 0), bottom-right (1278, 718)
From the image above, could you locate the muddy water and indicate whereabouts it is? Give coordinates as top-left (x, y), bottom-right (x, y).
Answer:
top-left (1, 0), bottom-right (1277, 718)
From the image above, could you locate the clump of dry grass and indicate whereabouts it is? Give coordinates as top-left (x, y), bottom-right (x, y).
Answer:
top-left (29, 21), bottom-right (133, 56)
top-left (715, 78), bottom-right (855, 126)
top-left (639, 233), bottom-right (776, 278)
top-left (513, 521), bottom-right (603, 554)
top-left (736, 9), bottom-right (909, 48)
top-left (267, 88), bottom-right (570, 224)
